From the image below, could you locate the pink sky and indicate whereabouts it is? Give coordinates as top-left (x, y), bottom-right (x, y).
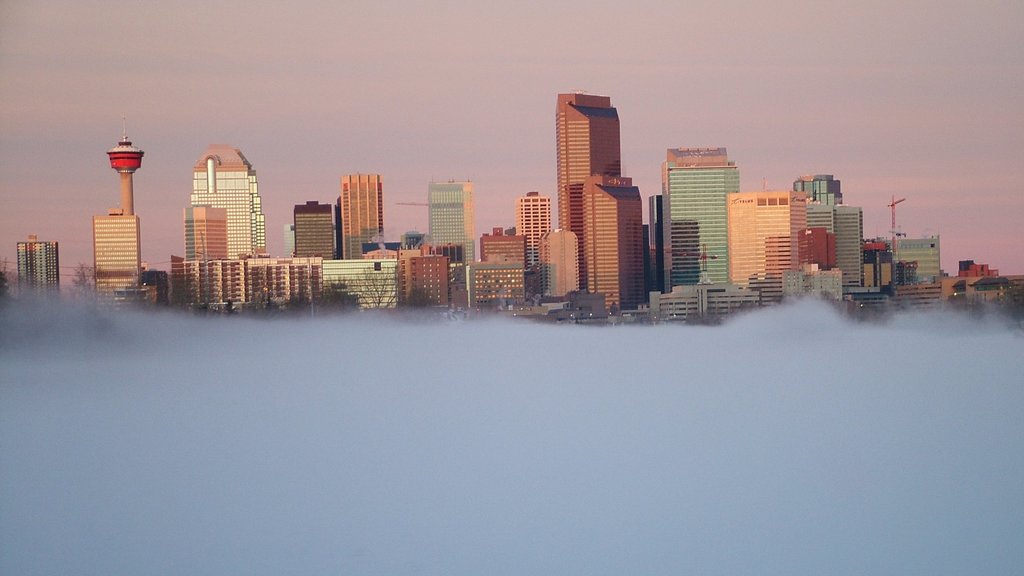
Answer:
top-left (2, 0), bottom-right (1022, 278)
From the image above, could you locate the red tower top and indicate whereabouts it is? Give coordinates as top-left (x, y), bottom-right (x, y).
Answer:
top-left (107, 129), bottom-right (144, 173)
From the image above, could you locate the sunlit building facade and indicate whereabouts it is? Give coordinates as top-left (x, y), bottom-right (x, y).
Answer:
top-left (322, 258), bottom-right (397, 309)
top-left (466, 260), bottom-right (525, 309)
top-left (895, 236), bottom-right (941, 282)
top-left (294, 201), bottom-right (335, 258)
top-left (793, 174), bottom-right (842, 205)
top-left (93, 212), bottom-right (141, 297)
top-left (428, 180), bottom-right (475, 262)
top-left (516, 191), bottom-right (551, 268)
top-left (582, 175), bottom-right (644, 311)
top-left (480, 227), bottom-right (526, 264)
top-left (540, 229), bottom-right (579, 297)
top-left (728, 191), bottom-right (808, 304)
top-left (556, 93), bottom-right (621, 281)
top-left (191, 145), bottom-right (266, 259)
top-left (339, 174), bottom-right (383, 259)
top-left (184, 206), bottom-right (228, 261)
top-left (662, 147), bottom-right (739, 286)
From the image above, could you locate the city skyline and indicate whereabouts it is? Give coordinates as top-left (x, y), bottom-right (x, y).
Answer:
top-left (1, 1), bottom-right (1021, 279)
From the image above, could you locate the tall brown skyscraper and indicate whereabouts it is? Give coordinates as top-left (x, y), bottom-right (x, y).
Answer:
top-left (582, 175), bottom-right (644, 311)
top-left (556, 93), bottom-right (621, 287)
top-left (339, 174), bottom-right (384, 259)
top-left (293, 201), bottom-right (335, 258)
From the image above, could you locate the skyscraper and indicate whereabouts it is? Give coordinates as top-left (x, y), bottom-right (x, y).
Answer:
top-left (794, 174), bottom-right (842, 206)
top-left (662, 147), bottom-right (739, 285)
top-left (556, 93), bottom-right (621, 279)
top-left (293, 201), bottom-right (335, 258)
top-left (515, 191), bottom-right (551, 268)
top-left (582, 175), bottom-right (644, 311)
top-left (95, 131), bottom-right (144, 299)
top-left (184, 206), bottom-right (228, 260)
top-left (540, 229), bottom-right (579, 297)
top-left (339, 174), bottom-right (384, 259)
top-left (808, 203), bottom-right (864, 287)
top-left (191, 145), bottom-right (266, 259)
top-left (727, 190), bottom-right (808, 303)
top-left (428, 180), bottom-right (475, 262)
top-left (16, 235), bottom-right (60, 293)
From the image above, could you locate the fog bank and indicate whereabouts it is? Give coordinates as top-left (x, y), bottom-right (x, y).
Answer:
top-left (2, 301), bottom-right (1022, 575)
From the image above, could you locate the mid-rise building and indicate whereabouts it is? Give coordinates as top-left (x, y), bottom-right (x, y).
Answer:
top-left (184, 206), bottom-right (228, 260)
top-left (556, 93), bottom-right (621, 279)
top-left (582, 175), bottom-right (644, 311)
top-left (662, 147), bottom-right (739, 286)
top-left (540, 229), bottom-right (579, 297)
top-left (398, 250), bottom-right (449, 307)
top-left (16, 235), bottom-right (60, 293)
top-left (649, 283), bottom-right (760, 323)
top-left (516, 192), bottom-right (551, 268)
top-left (293, 201), bottom-right (335, 258)
top-left (793, 174), bottom-right (842, 205)
top-left (895, 236), bottom-right (941, 282)
top-left (339, 174), bottom-right (384, 260)
top-left (466, 260), bottom-right (525, 310)
top-left (728, 190), bottom-right (808, 303)
top-left (428, 180), bottom-right (475, 262)
top-left (322, 258), bottom-right (398, 309)
top-left (191, 145), bottom-right (266, 258)
top-left (480, 227), bottom-right (526, 264)
top-left (807, 203), bottom-right (864, 288)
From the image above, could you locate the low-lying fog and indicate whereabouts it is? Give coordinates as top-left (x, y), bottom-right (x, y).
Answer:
top-left (2, 301), bottom-right (1022, 575)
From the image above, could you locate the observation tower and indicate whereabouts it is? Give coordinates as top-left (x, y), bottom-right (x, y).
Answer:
top-left (107, 125), bottom-right (144, 215)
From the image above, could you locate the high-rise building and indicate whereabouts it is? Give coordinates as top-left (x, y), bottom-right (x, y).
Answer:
top-left (339, 174), bottom-right (383, 259)
top-left (793, 174), bottom-right (842, 205)
top-left (293, 201), bottom-right (335, 258)
top-left (515, 192), bottom-right (551, 268)
top-left (648, 194), bottom-right (666, 293)
top-left (662, 147), bottom-right (739, 286)
top-left (895, 236), bottom-right (941, 282)
top-left (191, 145), bottom-right (266, 259)
top-left (727, 190), bottom-right (808, 303)
top-left (184, 206), bottom-right (228, 261)
top-left (582, 175), bottom-right (644, 311)
top-left (805, 203), bottom-right (863, 288)
top-left (16, 235), bottom-right (60, 293)
top-left (95, 131), bottom-right (144, 300)
top-left (480, 227), bottom-right (526, 264)
top-left (540, 229), bottom-right (579, 297)
top-left (556, 93), bottom-right (621, 278)
top-left (428, 180), bottom-right (475, 262)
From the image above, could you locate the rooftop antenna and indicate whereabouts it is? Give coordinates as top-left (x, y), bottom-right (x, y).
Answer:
top-left (121, 115), bottom-right (128, 142)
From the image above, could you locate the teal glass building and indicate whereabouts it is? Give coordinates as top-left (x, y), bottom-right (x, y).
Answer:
top-left (661, 148), bottom-right (739, 285)
top-left (428, 181), bottom-right (475, 262)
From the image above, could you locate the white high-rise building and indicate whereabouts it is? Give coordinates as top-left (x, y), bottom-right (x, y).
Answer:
top-left (191, 145), bottom-right (266, 259)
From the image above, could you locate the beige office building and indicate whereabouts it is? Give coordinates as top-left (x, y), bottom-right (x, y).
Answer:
top-left (191, 145), bottom-right (266, 258)
top-left (339, 174), bottom-right (384, 259)
top-left (728, 190), bottom-right (807, 303)
top-left (93, 212), bottom-right (141, 297)
top-left (540, 229), bottom-right (579, 297)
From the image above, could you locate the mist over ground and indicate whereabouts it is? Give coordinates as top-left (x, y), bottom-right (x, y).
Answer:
top-left (2, 301), bottom-right (1022, 575)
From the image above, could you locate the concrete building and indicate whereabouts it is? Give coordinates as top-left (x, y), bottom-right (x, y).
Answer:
top-left (783, 265), bottom-right (843, 301)
top-left (516, 191), bottom-right (551, 268)
top-left (428, 180), bottom-right (475, 262)
top-left (16, 235), bottom-right (60, 293)
top-left (793, 174), bottom-right (842, 205)
top-left (662, 147), bottom-right (739, 286)
top-left (582, 175), bottom-right (644, 311)
top-left (649, 283), bottom-right (760, 323)
top-left (727, 191), bottom-right (808, 304)
top-left (540, 229), bottom-right (579, 298)
top-left (466, 260), bottom-right (525, 310)
top-left (480, 227), bottom-right (526, 264)
top-left (556, 93), bottom-right (621, 282)
top-left (895, 236), bottom-right (941, 282)
top-left (191, 145), bottom-right (266, 258)
top-left (807, 203), bottom-right (864, 288)
top-left (184, 206), bottom-right (228, 260)
top-left (176, 257), bottom-right (322, 309)
top-left (339, 174), bottom-right (384, 260)
top-left (293, 201), bottom-right (335, 258)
